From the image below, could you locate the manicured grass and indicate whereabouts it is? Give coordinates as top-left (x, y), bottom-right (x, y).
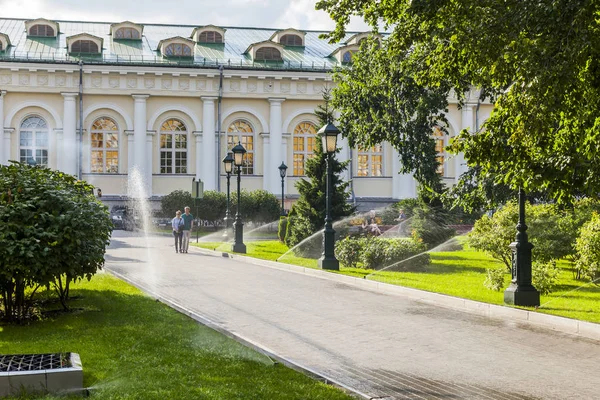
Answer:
top-left (192, 240), bottom-right (600, 323)
top-left (0, 273), bottom-right (353, 400)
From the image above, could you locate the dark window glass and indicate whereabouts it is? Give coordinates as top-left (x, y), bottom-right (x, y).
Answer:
top-left (280, 34), bottom-right (302, 46)
top-left (29, 24), bottom-right (55, 37)
top-left (255, 47), bottom-right (282, 61)
top-left (72, 40), bottom-right (99, 54)
top-left (198, 31), bottom-right (223, 43)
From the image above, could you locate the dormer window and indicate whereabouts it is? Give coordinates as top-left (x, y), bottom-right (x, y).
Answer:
top-left (192, 25), bottom-right (226, 44)
top-left (256, 47), bottom-right (281, 61)
top-left (342, 50), bottom-right (355, 63)
top-left (115, 27), bottom-right (140, 39)
top-left (0, 33), bottom-right (10, 52)
top-left (329, 44), bottom-right (359, 64)
top-left (245, 41), bottom-right (285, 62)
top-left (110, 21), bottom-right (143, 40)
top-left (67, 33), bottom-right (103, 54)
top-left (345, 32), bottom-right (382, 46)
top-left (198, 31), bottom-right (222, 43)
top-left (25, 18), bottom-right (59, 38)
top-left (269, 28), bottom-right (305, 47)
top-left (165, 43), bottom-right (192, 56)
top-left (280, 34), bottom-right (302, 46)
top-left (158, 37), bottom-right (195, 57)
top-left (30, 24), bottom-right (54, 37)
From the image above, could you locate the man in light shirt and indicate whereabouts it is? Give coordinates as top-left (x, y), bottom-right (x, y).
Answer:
top-left (181, 206), bottom-right (194, 253)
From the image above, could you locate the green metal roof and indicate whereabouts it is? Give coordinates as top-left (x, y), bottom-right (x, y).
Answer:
top-left (0, 18), bottom-right (359, 72)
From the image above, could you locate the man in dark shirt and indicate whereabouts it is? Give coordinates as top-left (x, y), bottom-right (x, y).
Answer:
top-left (181, 206), bottom-right (194, 253)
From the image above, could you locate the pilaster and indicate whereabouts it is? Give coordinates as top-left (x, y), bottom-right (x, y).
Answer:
top-left (132, 94), bottom-right (149, 197)
top-left (146, 130), bottom-right (155, 197)
top-left (0, 91), bottom-right (5, 164)
top-left (201, 96), bottom-right (217, 190)
top-left (268, 98), bottom-right (285, 194)
top-left (392, 148), bottom-right (417, 199)
top-left (3, 127), bottom-right (14, 164)
top-left (61, 92), bottom-right (78, 175)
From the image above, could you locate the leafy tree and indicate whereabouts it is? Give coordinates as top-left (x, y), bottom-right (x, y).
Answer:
top-left (575, 213), bottom-right (600, 283)
top-left (0, 162), bottom-right (112, 322)
top-left (469, 201), bottom-right (572, 271)
top-left (285, 89), bottom-right (355, 247)
top-left (161, 190), bottom-right (194, 218)
top-left (195, 190), bottom-right (226, 229)
top-left (316, 0), bottom-right (600, 204)
top-left (249, 190), bottom-right (281, 225)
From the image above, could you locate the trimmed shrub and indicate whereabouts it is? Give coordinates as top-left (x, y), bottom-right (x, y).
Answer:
top-left (278, 217), bottom-right (288, 243)
top-left (335, 237), bottom-right (365, 268)
top-left (532, 260), bottom-right (560, 295)
top-left (575, 213), bottom-right (600, 282)
top-left (484, 268), bottom-right (507, 291)
top-left (360, 237), bottom-right (427, 270)
top-left (161, 190), bottom-right (194, 218)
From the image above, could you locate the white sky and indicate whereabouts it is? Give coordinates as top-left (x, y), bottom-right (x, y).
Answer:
top-left (0, 0), bottom-right (370, 32)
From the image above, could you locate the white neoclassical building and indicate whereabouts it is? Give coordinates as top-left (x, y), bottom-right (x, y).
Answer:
top-left (0, 17), bottom-right (492, 210)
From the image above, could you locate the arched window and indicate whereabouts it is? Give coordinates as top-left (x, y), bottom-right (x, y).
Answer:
top-left (19, 116), bottom-right (48, 166)
top-left (280, 34), bottom-right (302, 46)
top-left (342, 51), bottom-right (354, 63)
top-left (198, 31), bottom-right (223, 43)
top-left (164, 43), bottom-right (192, 57)
top-left (227, 120), bottom-right (254, 175)
top-left (71, 40), bottom-right (99, 54)
top-left (255, 47), bottom-right (281, 61)
top-left (160, 119), bottom-right (188, 174)
top-left (114, 27), bottom-right (140, 39)
top-left (29, 24), bottom-right (54, 37)
top-left (357, 145), bottom-right (383, 177)
top-left (292, 122), bottom-right (317, 176)
top-left (433, 126), bottom-right (446, 175)
top-left (91, 118), bottom-right (119, 173)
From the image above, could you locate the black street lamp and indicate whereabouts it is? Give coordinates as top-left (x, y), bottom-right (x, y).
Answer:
top-left (278, 161), bottom-right (287, 216)
top-left (317, 123), bottom-right (340, 270)
top-left (504, 187), bottom-right (540, 307)
top-left (222, 152), bottom-right (234, 230)
top-left (231, 142), bottom-right (247, 254)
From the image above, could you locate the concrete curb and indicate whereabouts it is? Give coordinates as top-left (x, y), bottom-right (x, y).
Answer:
top-left (191, 245), bottom-right (600, 343)
top-left (106, 268), bottom-right (372, 400)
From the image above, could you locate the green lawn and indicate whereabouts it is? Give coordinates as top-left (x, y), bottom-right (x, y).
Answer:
top-left (192, 240), bottom-right (600, 323)
top-left (0, 273), bottom-right (352, 400)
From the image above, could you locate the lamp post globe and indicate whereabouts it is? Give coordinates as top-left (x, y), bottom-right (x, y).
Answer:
top-left (317, 122), bottom-right (340, 270)
top-left (222, 152), bottom-right (234, 230)
top-left (278, 162), bottom-right (287, 216)
top-left (231, 142), bottom-right (247, 254)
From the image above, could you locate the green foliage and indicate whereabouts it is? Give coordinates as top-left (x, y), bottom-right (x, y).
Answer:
top-left (394, 198), bottom-right (420, 218)
top-left (469, 201), bottom-right (574, 271)
top-left (285, 89), bottom-right (355, 247)
top-left (317, 0), bottom-right (600, 203)
top-left (334, 236), bottom-right (365, 268)
top-left (195, 190), bottom-right (227, 229)
top-left (249, 190), bottom-right (281, 224)
top-left (278, 216), bottom-right (288, 242)
top-left (532, 260), bottom-right (560, 295)
top-left (575, 213), bottom-right (600, 282)
top-left (484, 268), bottom-right (507, 292)
top-left (161, 190), bottom-right (194, 218)
top-left (0, 162), bottom-right (112, 323)
top-left (410, 203), bottom-right (455, 249)
top-left (339, 237), bottom-right (427, 270)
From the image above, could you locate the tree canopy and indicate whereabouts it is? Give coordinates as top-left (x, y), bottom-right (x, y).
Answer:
top-left (317, 0), bottom-right (600, 203)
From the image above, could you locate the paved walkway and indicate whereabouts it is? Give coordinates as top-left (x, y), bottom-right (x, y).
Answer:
top-left (105, 231), bottom-right (599, 400)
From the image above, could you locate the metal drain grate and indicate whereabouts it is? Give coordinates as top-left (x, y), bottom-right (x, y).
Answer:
top-left (0, 353), bottom-right (72, 372)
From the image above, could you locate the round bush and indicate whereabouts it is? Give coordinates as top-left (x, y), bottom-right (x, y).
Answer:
top-left (575, 213), bottom-right (600, 282)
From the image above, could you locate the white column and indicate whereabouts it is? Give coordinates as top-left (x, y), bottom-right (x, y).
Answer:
top-left (61, 93), bottom-right (78, 175)
top-left (146, 131), bottom-right (155, 197)
top-left (0, 91), bottom-right (5, 164)
top-left (3, 128), bottom-right (14, 165)
top-left (268, 98), bottom-right (285, 194)
top-left (201, 96), bottom-right (217, 190)
top-left (125, 130), bottom-right (135, 196)
top-left (457, 104), bottom-right (475, 180)
top-left (261, 133), bottom-right (270, 191)
top-left (392, 149), bottom-right (417, 199)
top-left (193, 131), bottom-right (202, 181)
top-left (132, 94), bottom-right (149, 197)
top-left (338, 135), bottom-right (351, 183)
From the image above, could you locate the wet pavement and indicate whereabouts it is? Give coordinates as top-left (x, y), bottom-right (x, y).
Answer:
top-left (105, 231), bottom-right (600, 399)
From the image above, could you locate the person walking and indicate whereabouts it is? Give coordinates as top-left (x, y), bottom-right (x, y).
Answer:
top-left (181, 206), bottom-right (194, 253)
top-left (172, 210), bottom-right (184, 253)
